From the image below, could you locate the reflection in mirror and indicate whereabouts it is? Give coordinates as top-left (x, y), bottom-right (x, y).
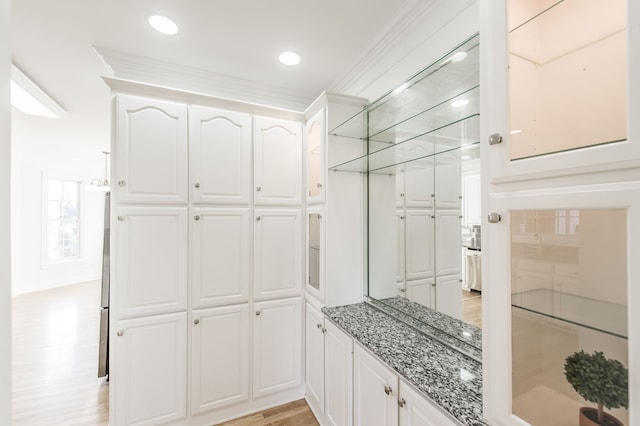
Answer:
top-left (508, 0), bottom-right (627, 159)
top-left (308, 213), bottom-right (321, 291)
top-left (510, 208), bottom-right (628, 425)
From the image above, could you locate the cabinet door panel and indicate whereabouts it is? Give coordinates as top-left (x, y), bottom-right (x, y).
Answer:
top-left (404, 163), bottom-right (434, 208)
top-left (406, 278), bottom-right (435, 309)
top-left (435, 275), bottom-right (462, 319)
top-left (253, 298), bottom-right (302, 397)
top-left (115, 95), bottom-right (187, 204)
top-left (254, 117), bottom-right (302, 205)
top-left (399, 380), bottom-right (459, 426)
top-left (307, 108), bottom-right (326, 203)
top-left (354, 344), bottom-right (398, 426)
top-left (190, 106), bottom-right (251, 204)
top-left (434, 162), bottom-right (461, 209)
top-left (325, 320), bottom-right (354, 426)
top-left (254, 209), bottom-right (302, 300)
top-left (115, 206), bottom-right (187, 319)
top-left (305, 302), bottom-right (325, 413)
top-left (191, 208), bottom-right (250, 308)
top-left (191, 305), bottom-right (250, 414)
top-left (435, 210), bottom-right (461, 276)
top-left (405, 210), bottom-right (435, 280)
top-left (114, 312), bottom-right (187, 426)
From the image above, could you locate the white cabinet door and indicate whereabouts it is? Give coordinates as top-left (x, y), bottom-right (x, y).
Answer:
top-left (191, 207), bottom-right (250, 308)
top-left (435, 275), bottom-right (462, 319)
top-left (404, 163), bottom-right (435, 208)
top-left (354, 344), bottom-right (398, 426)
top-left (406, 278), bottom-right (435, 309)
top-left (189, 106), bottom-right (251, 204)
top-left (435, 210), bottom-right (462, 276)
top-left (305, 301), bottom-right (325, 414)
top-left (113, 312), bottom-right (187, 426)
top-left (405, 210), bottom-right (435, 280)
top-left (306, 207), bottom-right (325, 300)
top-left (115, 206), bottom-right (187, 319)
top-left (253, 297), bottom-right (303, 398)
top-left (115, 94), bottom-right (188, 204)
top-left (398, 380), bottom-right (459, 426)
top-left (191, 304), bottom-right (250, 415)
top-left (396, 211), bottom-right (406, 284)
top-left (254, 209), bottom-right (302, 300)
top-left (434, 162), bottom-right (461, 209)
top-left (324, 320), bottom-right (354, 426)
top-left (307, 108), bottom-right (326, 204)
top-left (254, 116), bottom-right (303, 206)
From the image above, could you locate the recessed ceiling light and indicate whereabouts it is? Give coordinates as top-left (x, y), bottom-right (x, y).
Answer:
top-left (450, 51), bottom-right (468, 63)
top-left (148, 15), bottom-right (178, 35)
top-left (451, 99), bottom-right (469, 107)
top-left (279, 51), bottom-right (301, 66)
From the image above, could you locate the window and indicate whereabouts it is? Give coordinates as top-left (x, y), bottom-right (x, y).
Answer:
top-left (46, 179), bottom-right (80, 262)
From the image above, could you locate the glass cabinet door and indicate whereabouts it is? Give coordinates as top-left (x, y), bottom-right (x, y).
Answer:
top-left (306, 208), bottom-right (324, 299)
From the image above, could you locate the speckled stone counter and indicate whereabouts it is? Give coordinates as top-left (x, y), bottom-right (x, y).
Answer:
top-left (322, 301), bottom-right (486, 426)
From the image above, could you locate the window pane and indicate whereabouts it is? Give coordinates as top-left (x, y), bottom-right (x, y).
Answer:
top-left (47, 179), bottom-right (80, 261)
top-left (508, 0), bottom-right (627, 160)
top-left (48, 179), bottom-right (63, 200)
top-left (511, 208), bottom-right (628, 425)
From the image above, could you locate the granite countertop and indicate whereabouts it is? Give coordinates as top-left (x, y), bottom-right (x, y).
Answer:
top-left (322, 301), bottom-right (486, 426)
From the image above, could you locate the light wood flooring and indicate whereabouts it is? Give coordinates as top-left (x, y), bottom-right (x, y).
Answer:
top-left (462, 289), bottom-right (482, 328)
top-left (217, 399), bottom-right (319, 426)
top-left (11, 280), bottom-right (109, 425)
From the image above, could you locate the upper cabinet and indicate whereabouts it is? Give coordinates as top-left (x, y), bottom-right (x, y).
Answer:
top-left (306, 108), bottom-right (326, 204)
top-left (115, 95), bottom-right (188, 204)
top-left (189, 106), bottom-right (252, 205)
top-left (254, 116), bottom-right (303, 206)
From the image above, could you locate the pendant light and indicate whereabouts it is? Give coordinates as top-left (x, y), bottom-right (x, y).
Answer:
top-left (88, 151), bottom-right (111, 191)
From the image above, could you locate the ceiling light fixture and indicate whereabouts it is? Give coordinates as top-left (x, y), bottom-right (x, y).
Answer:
top-left (88, 151), bottom-right (111, 192)
top-left (279, 51), bottom-right (301, 66)
top-left (10, 64), bottom-right (67, 119)
top-left (148, 15), bottom-right (179, 35)
top-left (451, 99), bottom-right (469, 107)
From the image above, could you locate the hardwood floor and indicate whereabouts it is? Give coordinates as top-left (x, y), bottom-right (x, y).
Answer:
top-left (11, 281), bottom-right (109, 425)
top-left (217, 399), bottom-right (319, 426)
top-left (462, 289), bottom-right (482, 328)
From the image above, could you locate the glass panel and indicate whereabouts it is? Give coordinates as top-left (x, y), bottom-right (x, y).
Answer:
top-left (508, 0), bottom-right (627, 160)
top-left (47, 179), bottom-right (80, 261)
top-left (511, 208), bottom-right (628, 425)
top-left (308, 213), bottom-right (321, 291)
top-left (308, 121), bottom-right (322, 197)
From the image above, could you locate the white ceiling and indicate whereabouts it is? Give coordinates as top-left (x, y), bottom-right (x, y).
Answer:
top-left (10, 0), bottom-right (423, 162)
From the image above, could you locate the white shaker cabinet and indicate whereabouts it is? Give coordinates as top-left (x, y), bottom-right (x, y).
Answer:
top-left (354, 344), bottom-right (399, 426)
top-left (254, 116), bottom-right (303, 206)
top-left (190, 304), bottom-right (250, 415)
top-left (405, 210), bottom-right (435, 280)
top-left (114, 206), bottom-right (187, 319)
top-left (305, 301), bottom-right (325, 415)
top-left (253, 297), bottom-right (303, 398)
top-left (404, 163), bottom-right (435, 209)
top-left (324, 320), bottom-right (353, 426)
top-left (434, 210), bottom-right (462, 277)
top-left (114, 95), bottom-right (188, 204)
top-left (398, 380), bottom-right (460, 426)
top-left (434, 162), bottom-right (461, 210)
top-left (113, 312), bottom-right (187, 426)
top-left (190, 207), bottom-right (251, 308)
top-left (189, 106), bottom-right (252, 204)
top-left (253, 209), bottom-right (302, 300)
top-left (435, 275), bottom-right (462, 320)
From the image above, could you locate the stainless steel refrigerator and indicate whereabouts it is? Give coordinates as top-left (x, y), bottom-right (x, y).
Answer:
top-left (98, 191), bottom-right (110, 378)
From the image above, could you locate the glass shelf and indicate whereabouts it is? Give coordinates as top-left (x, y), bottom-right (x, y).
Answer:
top-left (328, 33), bottom-right (480, 173)
top-left (511, 288), bottom-right (627, 339)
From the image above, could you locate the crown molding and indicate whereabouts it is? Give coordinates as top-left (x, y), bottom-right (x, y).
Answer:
top-left (93, 46), bottom-right (314, 112)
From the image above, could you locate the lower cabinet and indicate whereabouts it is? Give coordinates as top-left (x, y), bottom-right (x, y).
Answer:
top-left (190, 304), bottom-right (250, 414)
top-left (253, 297), bottom-right (303, 398)
top-left (353, 343), bottom-right (461, 426)
top-left (435, 275), bottom-right (462, 319)
top-left (113, 312), bottom-right (187, 426)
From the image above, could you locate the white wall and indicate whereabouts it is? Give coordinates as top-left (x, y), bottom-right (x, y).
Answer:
top-left (1, 0), bottom-right (12, 422)
top-left (10, 129), bottom-right (105, 295)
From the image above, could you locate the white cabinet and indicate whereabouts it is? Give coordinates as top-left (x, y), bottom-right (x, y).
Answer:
top-left (115, 95), bottom-right (188, 204)
top-left (435, 210), bottom-right (462, 277)
top-left (406, 278), bottom-right (435, 308)
top-left (404, 163), bottom-right (435, 209)
top-left (324, 320), bottom-right (354, 426)
top-left (305, 301), bottom-right (325, 414)
top-left (254, 116), bottom-right (303, 206)
top-left (435, 275), bottom-right (462, 320)
top-left (190, 207), bottom-right (251, 308)
top-left (254, 209), bottom-right (302, 300)
top-left (405, 210), bottom-right (435, 280)
top-left (190, 304), bottom-right (250, 415)
top-left (306, 207), bottom-right (325, 300)
top-left (434, 162), bottom-right (461, 209)
top-left (354, 344), bottom-right (398, 426)
top-left (398, 380), bottom-right (460, 426)
top-left (189, 106), bottom-right (251, 204)
top-left (115, 206), bottom-right (187, 319)
top-left (113, 312), bottom-right (187, 426)
top-left (306, 108), bottom-right (326, 204)
top-left (253, 297), bottom-right (303, 398)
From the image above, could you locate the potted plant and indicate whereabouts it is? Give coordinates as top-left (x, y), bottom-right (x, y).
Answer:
top-left (564, 350), bottom-right (628, 426)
